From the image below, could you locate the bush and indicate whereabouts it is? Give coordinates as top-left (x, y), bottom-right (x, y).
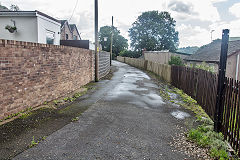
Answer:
top-left (168, 55), bottom-right (184, 66)
top-left (195, 62), bottom-right (215, 73)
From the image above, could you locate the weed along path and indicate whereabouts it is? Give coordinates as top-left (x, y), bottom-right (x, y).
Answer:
top-left (13, 61), bottom-right (195, 160)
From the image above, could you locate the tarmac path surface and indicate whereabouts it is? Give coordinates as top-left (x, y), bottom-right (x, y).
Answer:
top-left (14, 61), bottom-right (193, 160)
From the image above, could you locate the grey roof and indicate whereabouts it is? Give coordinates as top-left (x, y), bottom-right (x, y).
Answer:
top-left (69, 24), bottom-right (75, 31)
top-left (60, 20), bottom-right (81, 39)
top-left (60, 20), bottom-right (67, 27)
top-left (0, 10), bottom-right (60, 23)
top-left (184, 40), bottom-right (240, 63)
top-left (69, 24), bottom-right (81, 39)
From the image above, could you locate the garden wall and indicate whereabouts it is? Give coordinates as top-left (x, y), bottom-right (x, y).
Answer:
top-left (0, 39), bottom-right (95, 119)
top-left (144, 51), bottom-right (189, 64)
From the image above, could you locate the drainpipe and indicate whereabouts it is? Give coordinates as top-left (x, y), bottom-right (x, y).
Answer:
top-left (236, 54), bottom-right (239, 80)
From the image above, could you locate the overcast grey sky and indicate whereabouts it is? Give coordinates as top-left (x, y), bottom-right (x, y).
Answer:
top-left (1, 0), bottom-right (240, 48)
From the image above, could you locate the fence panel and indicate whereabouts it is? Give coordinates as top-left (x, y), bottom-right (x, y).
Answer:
top-left (171, 66), bottom-right (217, 119)
top-left (222, 79), bottom-right (240, 155)
top-left (171, 65), bottom-right (240, 155)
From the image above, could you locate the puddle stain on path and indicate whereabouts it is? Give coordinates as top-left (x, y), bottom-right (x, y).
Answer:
top-left (105, 66), bottom-right (165, 108)
top-left (171, 110), bottom-right (190, 120)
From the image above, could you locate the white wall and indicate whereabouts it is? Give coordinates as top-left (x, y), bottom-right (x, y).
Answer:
top-left (37, 15), bottom-right (61, 45)
top-left (0, 16), bottom-right (38, 42)
top-left (89, 41), bottom-right (95, 50)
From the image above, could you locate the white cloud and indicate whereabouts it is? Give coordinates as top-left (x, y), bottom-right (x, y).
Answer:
top-left (210, 20), bottom-right (240, 40)
top-left (0, 0), bottom-right (238, 48)
top-left (177, 24), bottom-right (211, 47)
top-left (229, 3), bottom-right (240, 18)
top-left (166, 0), bottom-right (220, 22)
top-left (210, 0), bottom-right (227, 3)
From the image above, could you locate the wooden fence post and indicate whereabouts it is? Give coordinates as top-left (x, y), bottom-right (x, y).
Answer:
top-left (214, 29), bottom-right (229, 132)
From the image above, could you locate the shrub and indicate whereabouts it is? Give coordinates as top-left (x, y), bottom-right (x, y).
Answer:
top-left (195, 62), bottom-right (215, 73)
top-left (168, 55), bottom-right (184, 66)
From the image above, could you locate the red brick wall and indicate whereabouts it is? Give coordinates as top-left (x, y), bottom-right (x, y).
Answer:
top-left (0, 39), bottom-right (94, 119)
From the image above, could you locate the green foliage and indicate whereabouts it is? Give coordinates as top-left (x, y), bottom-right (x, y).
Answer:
top-left (188, 128), bottom-right (210, 147)
top-left (10, 4), bottom-right (19, 11)
top-left (177, 46), bottom-right (199, 54)
top-left (29, 136), bottom-right (47, 148)
top-left (53, 88), bottom-right (89, 107)
top-left (63, 97), bottom-right (71, 102)
top-left (29, 136), bottom-right (39, 148)
top-left (187, 125), bottom-right (229, 159)
top-left (195, 62), bottom-right (215, 73)
top-left (99, 26), bottom-right (128, 56)
top-left (119, 50), bottom-right (142, 58)
top-left (168, 55), bottom-right (184, 66)
top-left (210, 148), bottom-right (229, 160)
top-left (129, 11), bottom-right (179, 52)
top-left (1, 106), bottom-right (33, 121)
top-left (53, 100), bottom-right (60, 105)
top-left (71, 117), bottom-right (79, 122)
top-left (19, 112), bottom-right (32, 119)
top-left (188, 128), bottom-right (208, 146)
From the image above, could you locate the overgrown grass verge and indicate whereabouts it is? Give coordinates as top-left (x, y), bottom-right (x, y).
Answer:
top-left (0, 82), bottom-right (96, 124)
top-left (188, 125), bottom-right (229, 159)
top-left (160, 84), bottom-right (233, 159)
top-left (0, 107), bottom-right (33, 123)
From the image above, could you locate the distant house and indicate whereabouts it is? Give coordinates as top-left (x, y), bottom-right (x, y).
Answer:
top-left (185, 39), bottom-right (240, 80)
top-left (60, 20), bottom-right (81, 40)
top-left (0, 10), bottom-right (61, 45)
top-left (143, 50), bottom-right (191, 64)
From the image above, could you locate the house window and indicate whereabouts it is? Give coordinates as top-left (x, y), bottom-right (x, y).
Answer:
top-left (73, 35), bottom-right (77, 40)
top-left (46, 30), bottom-right (55, 44)
top-left (66, 34), bottom-right (69, 40)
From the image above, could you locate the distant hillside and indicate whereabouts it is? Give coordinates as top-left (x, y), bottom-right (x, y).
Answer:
top-left (0, 4), bottom-right (9, 11)
top-left (177, 46), bottom-right (199, 54)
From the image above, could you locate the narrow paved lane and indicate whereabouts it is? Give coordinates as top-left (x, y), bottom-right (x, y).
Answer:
top-left (14, 61), bottom-right (193, 160)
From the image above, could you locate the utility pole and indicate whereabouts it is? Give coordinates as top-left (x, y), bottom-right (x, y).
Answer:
top-left (94, 0), bottom-right (99, 82)
top-left (211, 30), bottom-right (215, 42)
top-left (214, 29), bottom-right (229, 132)
top-left (110, 16), bottom-right (113, 66)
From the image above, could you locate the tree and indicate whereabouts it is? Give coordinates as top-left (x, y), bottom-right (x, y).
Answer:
top-left (129, 11), bottom-right (179, 52)
top-left (10, 4), bottom-right (20, 11)
top-left (99, 26), bottom-right (128, 57)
